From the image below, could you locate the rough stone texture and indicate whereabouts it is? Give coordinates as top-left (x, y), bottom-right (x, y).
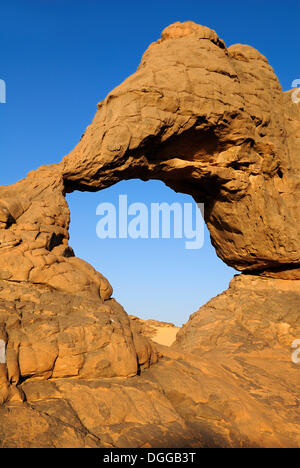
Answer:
top-left (0, 279), bottom-right (159, 406)
top-left (174, 274), bottom-right (300, 448)
top-left (0, 21), bottom-right (299, 448)
top-left (0, 170), bottom-right (113, 299)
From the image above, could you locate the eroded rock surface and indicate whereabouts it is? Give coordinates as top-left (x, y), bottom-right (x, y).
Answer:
top-left (0, 279), bottom-right (158, 406)
top-left (0, 21), bottom-right (299, 448)
top-left (60, 21), bottom-right (300, 274)
top-left (1, 276), bottom-right (299, 448)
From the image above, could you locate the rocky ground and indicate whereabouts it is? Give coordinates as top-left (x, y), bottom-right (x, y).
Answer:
top-left (0, 274), bottom-right (299, 448)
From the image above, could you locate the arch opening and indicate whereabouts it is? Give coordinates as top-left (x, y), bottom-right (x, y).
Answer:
top-left (67, 179), bottom-right (237, 326)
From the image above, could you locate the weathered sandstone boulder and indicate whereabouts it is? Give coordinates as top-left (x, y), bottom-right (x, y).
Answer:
top-left (0, 278), bottom-right (159, 406)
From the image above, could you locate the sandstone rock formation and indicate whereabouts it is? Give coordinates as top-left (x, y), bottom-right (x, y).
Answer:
top-left (60, 22), bottom-right (300, 275)
top-left (0, 21), bottom-right (299, 448)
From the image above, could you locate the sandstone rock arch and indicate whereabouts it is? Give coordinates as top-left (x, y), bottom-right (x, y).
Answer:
top-left (1, 21), bottom-right (300, 293)
top-left (2, 22), bottom-right (299, 295)
top-left (0, 22), bottom-right (300, 447)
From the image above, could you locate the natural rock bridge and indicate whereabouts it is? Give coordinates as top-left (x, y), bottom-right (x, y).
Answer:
top-left (0, 22), bottom-right (299, 448)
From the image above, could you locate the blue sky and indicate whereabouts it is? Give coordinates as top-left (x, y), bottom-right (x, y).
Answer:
top-left (1, 0), bottom-right (299, 325)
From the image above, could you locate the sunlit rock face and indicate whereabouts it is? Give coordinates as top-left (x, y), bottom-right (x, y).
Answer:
top-left (61, 21), bottom-right (300, 274)
top-left (0, 22), bottom-right (299, 448)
